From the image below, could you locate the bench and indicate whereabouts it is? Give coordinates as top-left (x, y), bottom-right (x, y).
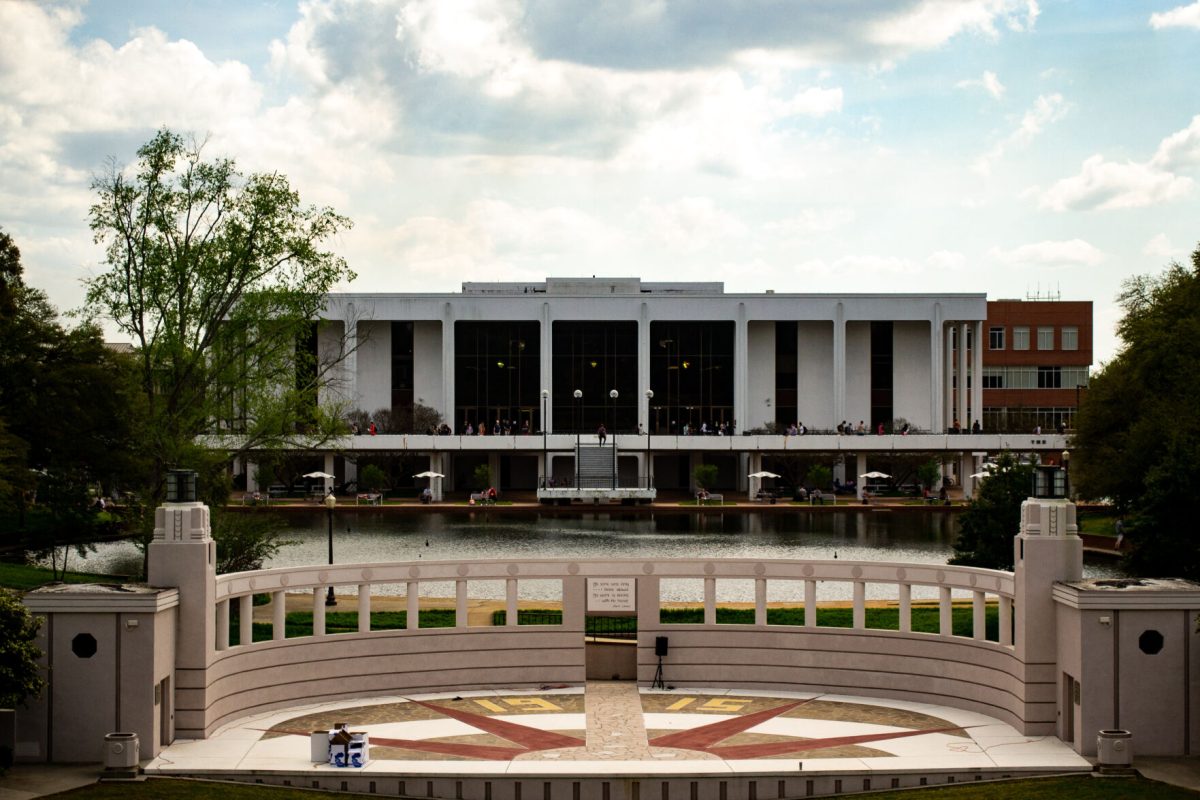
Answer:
top-left (356, 493), bottom-right (382, 506)
top-left (267, 485), bottom-right (287, 500)
top-left (470, 493), bottom-right (497, 505)
top-left (698, 493), bottom-right (724, 506)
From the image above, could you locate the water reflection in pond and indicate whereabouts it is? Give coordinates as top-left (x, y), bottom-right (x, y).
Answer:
top-left (66, 509), bottom-right (1118, 601)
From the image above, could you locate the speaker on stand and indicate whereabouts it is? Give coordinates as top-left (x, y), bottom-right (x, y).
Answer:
top-left (652, 636), bottom-right (668, 689)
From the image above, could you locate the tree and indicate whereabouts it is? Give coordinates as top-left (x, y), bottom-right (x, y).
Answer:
top-left (948, 452), bottom-right (1034, 570)
top-left (85, 129), bottom-right (356, 508)
top-left (211, 510), bottom-right (292, 574)
top-left (805, 464), bottom-right (832, 490)
top-left (692, 464), bottom-right (718, 490)
top-left (0, 589), bottom-right (44, 709)
top-left (916, 459), bottom-right (942, 492)
top-left (0, 227), bottom-right (144, 553)
top-left (472, 464), bottom-right (493, 491)
top-left (359, 464), bottom-right (387, 494)
top-left (1073, 249), bottom-right (1200, 577)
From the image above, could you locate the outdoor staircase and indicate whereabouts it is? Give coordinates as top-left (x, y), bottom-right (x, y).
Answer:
top-left (576, 443), bottom-right (617, 488)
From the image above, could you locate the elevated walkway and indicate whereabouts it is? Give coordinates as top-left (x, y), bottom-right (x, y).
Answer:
top-left (538, 442), bottom-right (657, 504)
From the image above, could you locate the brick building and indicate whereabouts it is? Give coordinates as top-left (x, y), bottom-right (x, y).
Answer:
top-left (979, 299), bottom-right (1093, 433)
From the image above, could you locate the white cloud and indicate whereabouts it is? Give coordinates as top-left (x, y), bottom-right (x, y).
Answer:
top-left (956, 70), bottom-right (1006, 99)
top-left (927, 250), bottom-right (967, 270)
top-left (796, 254), bottom-right (920, 276)
top-left (1150, 2), bottom-right (1200, 30)
top-left (973, 93), bottom-right (1067, 175)
top-left (1143, 233), bottom-right (1185, 258)
top-left (989, 239), bottom-right (1106, 267)
top-left (1039, 155), bottom-right (1193, 211)
top-left (763, 208), bottom-right (856, 237)
top-left (637, 197), bottom-right (748, 252)
top-left (1039, 115), bottom-right (1200, 211)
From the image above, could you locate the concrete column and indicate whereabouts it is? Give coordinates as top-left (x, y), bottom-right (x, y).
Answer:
top-left (960, 452), bottom-right (974, 499)
top-left (703, 577), bottom-right (716, 625)
top-left (973, 590), bottom-right (986, 641)
top-left (999, 595), bottom-right (1013, 646)
top-left (747, 451), bottom-right (763, 502)
top-left (833, 304), bottom-right (846, 424)
top-left (455, 579), bottom-right (468, 628)
top-left (407, 581), bottom-right (419, 630)
top-left (639, 301), bottom-right (651, 432)
top-left (541, 301), bottom-right (553, 432)
top-left (488, 452), bottom-right (501, 491)
top-left (856, 452), bottom-right (867, 500)
top-left (323, 453), bottom-right (335, 494)
top-left (148, 501), bottom-right (217, 738)
top-left (852, 582), bottom-right (865, 629)
top-left (344, 458), bottom-right (357, 483)
top-left (238, 595), bottom-right (252, 647)
top-left (344, 311), bottom-right (358, 409)
top-left (939, 586), bottom-right (952, 636)
top-left (216, 600), bottom-right (229, 651)
top-left (506, 579), bottom-right (518, 626)
top-left (957, 322), bottom-right (968, 429)
top-left (733, 302), bottom-right (748, 434)
top-left (1013, 499), bottom-right (1082, 735)
top-left (358, 585), bottom-right (371, 633)
top-left (944, 323), bottom-right (954, 431)
top-left (245, 462), bottom-right (258, 494)
top-left (804, 580), bottom-right (817, 628)
top-left (272, 591), bottom-right (285, 641)
top-left (312, 589), bottom-right (326, 636)
top-left (930, 305), bottom-right (943, 431)
top-left (442, 305), bottom-right (456, 431)
top-left (972, 320), bottom-right (984, 430)
top-left (899, 584), bottom-right (912, 633)
top-left (754, 579), bottom-right (767, 626)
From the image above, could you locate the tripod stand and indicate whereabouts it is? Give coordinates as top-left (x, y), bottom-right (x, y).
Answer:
top-left (652, 655), bottom-right (665, 689)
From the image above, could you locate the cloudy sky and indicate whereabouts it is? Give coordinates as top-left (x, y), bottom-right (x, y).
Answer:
top-left (3, 0), bottom-right (1200, 364)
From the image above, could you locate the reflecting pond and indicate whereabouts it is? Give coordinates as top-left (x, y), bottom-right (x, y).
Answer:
top-left (63, 509), bottom-right (1118, 601)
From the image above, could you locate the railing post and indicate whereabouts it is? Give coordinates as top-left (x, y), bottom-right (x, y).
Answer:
top-left (407, 581), bottom-right (419, 630)
top-left (939, 586), bottom-right (953, 636)
top-left (506, 578), bottom-right (519, 627)
top-left (358, 583), bottom-right (371, 633)
top-left (456, 579), bottom-right (468, 628)
top-left (704, 577), bottom-right (716, 625)
top-left (852, 581), bottom-right (866, 629)
top-left (216, 599), bottom-right (229, 651)
top-left (1000, 595), bottom-right (1013, 646)
top-left (272, 590), bottom-right (286, 641)
top-left (239, 595), bottom-right (253, 646)
top-left (754, 578), bottom-right (767, 626)
top-left (899, 583), bottom-right (912, 633)
top-left (973, 591), bottom-right (986, 640)
top-left (313, 588), bottom-right (326, 636)
top-left (804, 579), bottom-right (817, 628)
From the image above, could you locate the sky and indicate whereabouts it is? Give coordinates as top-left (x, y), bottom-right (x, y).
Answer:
top-left (3, 1), bottom-right (1200, 365)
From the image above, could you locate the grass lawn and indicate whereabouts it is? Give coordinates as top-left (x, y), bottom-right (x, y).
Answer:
top-left (1079, 510), bottom-right (1120, 537)
top-left (493, 604), bottom-right (1000, 640)
top-left (0, 562), bottom-right (130, 592)
top-left (228, 608), bottom-right (457, 645)
top-left (40, 774), bottom-right (1200, 800)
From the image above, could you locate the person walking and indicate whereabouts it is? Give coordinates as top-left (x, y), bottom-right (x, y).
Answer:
top-left (597, 424), bottom-right (607, 446)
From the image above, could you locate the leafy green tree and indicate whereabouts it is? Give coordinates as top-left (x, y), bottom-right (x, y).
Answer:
top-left (359, 464), bottom-right (387, 493)
top-left (472, 463), bottom-right (494, 491)
top-left (805, 464), bottom-right (832, 490)
top-left (1073, 249), bottom-right (1200, 577)
top-left (0, 589), bottom-right (44, 708)
top-left (84, 129), bottom-right (356, 506)
top-left (692, 463), bottom-right (718, 489)
top-left (949, 452), bottom-right (1034, 570)
top-left (0, 227), bottom-right (144, 553)
top-left (212, 510), bottom-right (293, 574)
top-left (917, 459), bottom-right (943, 492)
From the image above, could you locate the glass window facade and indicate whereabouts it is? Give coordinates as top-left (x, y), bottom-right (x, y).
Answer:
top-left (1013, 326), bottom-right (1030, 350)
top-left (649, 321), bottom-right (735, 434)
top-left (989, 326), bottom-right (1005, 350)
top-left (552, 321), bottom-right (638, 432)
top-left (775, 321), bottom-right (797, 428)
top-left (1062, 326), bottom-right (1078, 350)
top-left (870, 321), bottom-right (894, 429)
top-left (454, 321), bottom-right (541, 433)
top-left (1037, 326), bottom-right (1054, 350)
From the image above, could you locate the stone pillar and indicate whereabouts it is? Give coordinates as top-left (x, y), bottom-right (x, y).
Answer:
top-left (147, 501), bottom-right (217, 739)
top-left (957, 323), bottom-right (968, 429)
top-left (856, 452), bottom-right (867, 501)
top-left (442, 304), bottom-right (456, 431)
top-left (245, 461), bottom-right (258, 494)
top-left (639, 301), bottom-right (651, 432)
top-left (930, 305), bottom-right (943, 431)
top-left (833, 304), bottom-right (846, 424)
top-left (344, 458), bottom-right (358, 483)
top-left (323, 453), bottom-right (335, 494)
top-left (1014, 498), bottom-right (1082, 734)
top-left (959, 452), bottom-right (974, 499)
top-left (944, 323), bottom-right (954, 432)
top-left (733, 302), bottom-right (748, 435)
top-left (541, 301), bottom-right (553, 432)
top-left (344, 311), bottom-right (358, 410)
top-left (488, 452), bottom-right (501, 491)
top-left (747, 452), bottom-right (763, 502)
top-left (972, 320), bottom-right (984, 430)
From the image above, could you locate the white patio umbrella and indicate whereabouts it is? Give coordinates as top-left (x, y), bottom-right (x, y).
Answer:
top-left (303, 471), bottom-right (335, 479)
top-left (859, 471), bottom-right (891, 479)
top-left (412, 471), bottom-right (445, 479)
top-left (748, 471), bottom-right (782, 479)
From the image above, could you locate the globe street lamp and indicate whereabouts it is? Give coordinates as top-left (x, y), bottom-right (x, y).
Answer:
top-left (1061, 449), bottom-right (1071, 499)
top-left (645, 389), bottom-right (654, 491)
top-left (324, 491), bottom-right (337, 606)
top-left (541, 388), bottom-right (549, 489)
top-left (573, 389), bottom-right (582, 489)
top-left (609, 389), bottom-right (620, 488)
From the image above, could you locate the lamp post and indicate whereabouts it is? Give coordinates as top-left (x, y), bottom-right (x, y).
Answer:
top-left (573, 389), bottom-right (582, 489)
top-left (324, 491), bottom-right (337, 606)
top-left (609, 389), bottom-right (619, 488)
top-left (541, 388), bottom-right (549, 489)
top-left (645, 389), bottom-right (654, 490)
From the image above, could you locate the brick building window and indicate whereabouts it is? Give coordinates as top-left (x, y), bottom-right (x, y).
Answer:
top-left (1062, 326), bottom-right (1078, 351)
top-left (989, 327), bottom-right (1005, 350)
top-left (1037, 327), bottom-right (1054, 350)
top-left (1038, 366), bottom-right (1062, 388)
top-left (1013, 327), bottom-right (1029, 350)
